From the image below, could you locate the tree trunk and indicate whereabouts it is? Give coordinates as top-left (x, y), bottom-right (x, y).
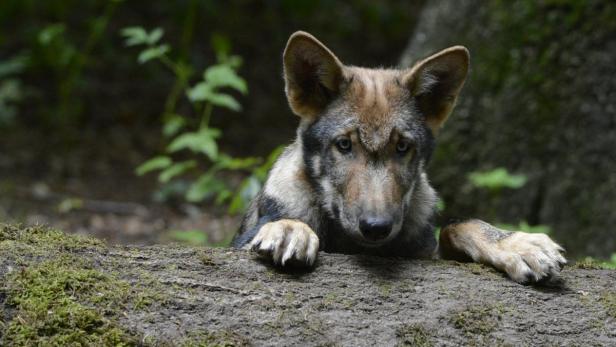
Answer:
top-left (400, 0), bottom-right (616, 258)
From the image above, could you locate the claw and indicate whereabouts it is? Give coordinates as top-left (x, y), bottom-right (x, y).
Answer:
top-left (249, 220), bottom-right (319, 267)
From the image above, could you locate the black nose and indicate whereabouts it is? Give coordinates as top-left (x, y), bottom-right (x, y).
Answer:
top-left (359, 217), bottom-right (393, 241)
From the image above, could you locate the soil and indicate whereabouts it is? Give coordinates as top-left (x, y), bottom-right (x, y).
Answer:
top-left (0, 127), bottom-right (241, 246)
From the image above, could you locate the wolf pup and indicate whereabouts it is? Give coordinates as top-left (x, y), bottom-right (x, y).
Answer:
top-left (232, 31), bottom-right (566, 283)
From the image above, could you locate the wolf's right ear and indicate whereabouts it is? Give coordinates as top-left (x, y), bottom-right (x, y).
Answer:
top-left (283, 31), bottom-right (344, 119)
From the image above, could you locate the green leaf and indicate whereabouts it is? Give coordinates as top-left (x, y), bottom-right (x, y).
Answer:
top-left (187, 83), bottom-right (242, 111)
top-left (121, 26), bottom-right (148, 46)
top-left (208, 92), bottom-right (241, 111)
top-left (0, 79), bottom-right (22, 101)
top-left (187, 80), bottom-right (243, 111)
top-left (0, 55), bottom-right (27, 78)
top-left (138, 44), bottom-right (169, 64)
top-left (229, 176), bottom-right (262, 214)
top-left (169, 230), bottom-right (208, 246)
top-left (135, 156), bottom-right (172, 176)
top-left (166, 129), bottom-right (220, 160)
top-left (216, 154), bottom-right (260, 170)
top-left (162, 115), bottom-right (186, 137)
top-left (436, 199), bottom-right (446, 212)
top-left (186, 82), bottom-right (213, 102)
top-left (147, 27), bottom-right (164, 45)
top-left (517, 221), bottom-right (551, 235)
top-left (254, 145), bottom-right (285, 180)
top-left (57, 198), bottom-right (83, 213)
top-left (158, 160), bottom-right (196, 183)
top-left (204, 64), bottom-right (248, 94)
top-left (185, 174), bottom-right (227, 202)
top-left (215, 189), bottom-right (233, 205)
top-left (468, 168), bottom-right (528, 191)
top-left (226, 55), bottom-right (243, 69)
top-left (152, 180), bottom-right (190, 203)
top-left (38, 24), bottom-right (65, 45)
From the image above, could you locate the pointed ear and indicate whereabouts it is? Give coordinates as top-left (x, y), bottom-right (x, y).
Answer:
top-left (283, 31), bottom-right (344, 119)
top-left (403, 46), bottom-right (469, 134)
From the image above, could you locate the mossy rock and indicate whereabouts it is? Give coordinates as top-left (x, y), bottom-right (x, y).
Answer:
top-left (0, 224), bottom-right (137, 346)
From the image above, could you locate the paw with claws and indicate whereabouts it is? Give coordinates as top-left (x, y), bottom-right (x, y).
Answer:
top-left (249, 219), bottom-right (320, 267)
top-left (495, 232), bottom-right (567, 283)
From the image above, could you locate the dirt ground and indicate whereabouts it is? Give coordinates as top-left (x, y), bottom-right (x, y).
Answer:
top-left (0, 129), bottom-right (241, 246)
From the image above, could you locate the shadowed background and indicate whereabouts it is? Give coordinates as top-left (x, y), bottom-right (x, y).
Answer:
top-left (0, 0), bottom-right (614, 260)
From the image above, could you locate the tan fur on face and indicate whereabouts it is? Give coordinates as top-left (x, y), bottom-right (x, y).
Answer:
top-left (342, 147), bottom-right (404, 214)
top-left (342, 67), bottom-right (407, 152)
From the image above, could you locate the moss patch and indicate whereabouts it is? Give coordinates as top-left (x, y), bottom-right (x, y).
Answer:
top-left (199, 252), bottom-right (218, 266)
top-left (179, 330), bottom-right (251, 347)
top-left (573, 257), bottom-right (616, 270)
top-left (0, 224), bottom-right (140, 345)
top-left (450, 304), bottom-right (504, 336)
top-left (2, 256), bottom-right (136, 346)
top-left (396, 324), bottom-right (433, 347)
top-left (600, 292), bottom-right (616, 319)
top-left (0, 223), bottom-right (104, 250)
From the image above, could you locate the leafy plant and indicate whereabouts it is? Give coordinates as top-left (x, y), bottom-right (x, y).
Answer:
top-left (468, 167), bottom-right (527, 191)
top-left (468, 167), bottom-right (551, 234)
top-left (0, 55), bottom-right (27, 127)
top-left (33, 1), bottom-right (121, 127)
top-left (168, 229), bottom-right (236, 247)
top-left (123, 27), bottom-right (279, 213)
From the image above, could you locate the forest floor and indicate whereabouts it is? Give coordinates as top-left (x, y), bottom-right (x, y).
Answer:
top-left (0, 127), bottom-right (241, 246)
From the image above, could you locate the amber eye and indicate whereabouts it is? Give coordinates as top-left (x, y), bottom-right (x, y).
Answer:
top-left (335, 138), bottom-right (352, 153)
top-left (396, 140), bottom-right (412, 154)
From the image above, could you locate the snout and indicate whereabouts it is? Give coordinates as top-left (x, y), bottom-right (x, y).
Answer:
top-left (359, 216), bottom-right (394, 242)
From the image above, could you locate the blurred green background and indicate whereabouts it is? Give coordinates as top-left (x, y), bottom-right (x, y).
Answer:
top-left (0, 0), bottom-right (614, 264)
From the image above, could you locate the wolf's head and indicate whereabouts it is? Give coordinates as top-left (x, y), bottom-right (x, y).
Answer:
top-left (283, 31), bottom-right (469, 247)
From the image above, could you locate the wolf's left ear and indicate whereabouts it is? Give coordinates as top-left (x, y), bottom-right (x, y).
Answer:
top-left (283, 31), bottom-right (344, 119)
top-left (403, 46), bottom-right (469, 134)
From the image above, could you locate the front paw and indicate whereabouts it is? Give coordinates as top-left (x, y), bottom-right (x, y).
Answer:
top-left (498, 232), bottom-right (566, 283)
top-left (249, 219), bottom-right (319, 267)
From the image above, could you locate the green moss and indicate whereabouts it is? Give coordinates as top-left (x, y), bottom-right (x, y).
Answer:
top-left (573, 257), bottom-right (616, 270)
top-left (179, 330), bottom-right (250, 347)
top-left (0, 223), bottom-right (104, 252)
top-left (454, 262), bottom-right (498, 277)
top-left (396, 324), bottom-right (433, 347)
top-left (464, 263), bottom-right (492, 275)
top-left (573, 258), bottom-right (605, 269)
top-left (450, 304), bottom-right (504, 336)
top-left (0, 224), bottom-right (146, 345)
top-left (313, 291), bottom-right (352, 311)
top-left (199, 252), bottom-right (218, 266)
top-left (1, 256), bottom-right (136, 346)
top-left (600, 292), bottom-right (616, 319)
top-left (378, 281), bottom-right (393, 297)
top-left (131, 272), bottom-right (170, 310)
